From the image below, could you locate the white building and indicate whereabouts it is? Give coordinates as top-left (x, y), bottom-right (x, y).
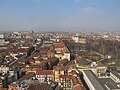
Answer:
top-left (72, 36), bottom-right (79, 43)
top-left (54, 43), bottom-right (70, 61)
top-left (0, 34), bottom-right (4, 39)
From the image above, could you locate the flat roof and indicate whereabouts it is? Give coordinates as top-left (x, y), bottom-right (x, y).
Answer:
top-left (84, 70), bottom-right (105, 90)
top-left (111, 71), bottom-right (120, 79)
top-left (99, 78), bottom-right (120, 90)
top-left (84, 70), bottom-right (120, 90)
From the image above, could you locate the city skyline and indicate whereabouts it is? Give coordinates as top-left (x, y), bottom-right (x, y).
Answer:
top-left (0, 0), bottom-right (120, 32)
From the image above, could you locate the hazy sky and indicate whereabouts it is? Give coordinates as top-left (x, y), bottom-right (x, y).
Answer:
top-left (0, 0), bottom-right (120, 32)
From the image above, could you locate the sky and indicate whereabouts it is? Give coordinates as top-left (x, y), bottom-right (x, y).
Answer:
top-left (0, 0), bottom-right (120, 32)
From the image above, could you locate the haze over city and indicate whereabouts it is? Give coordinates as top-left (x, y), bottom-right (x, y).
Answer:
top-left (0, 0), bottom-right (120, 32)
top-left (1, 0), bottom-right (120, 90)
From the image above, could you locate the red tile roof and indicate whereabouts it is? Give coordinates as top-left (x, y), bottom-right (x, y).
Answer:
top-left (72, 76), bottom-right (79, 85)
top-left (69, 70), bottom-right (77, 75)
top-left (48, 56), bottom-right (59, 63)
top-left (53, 66), bottom-right (72, 71)
top-left (29, 83), bottom-right (51, 90)
top-left (48, 46), bottom-right (55, 54)
top-left (54, 43), bottom-right (65, 49)
top-left (73, 84), bottom-right (84, 90)
top-left (66, 60), bottom-right (75, 66)
top-left (58, 59), bottom-right (68, 66)
top-left (36, 70), bottom-right (54, 75)
top-left (9, 48), bottom-right (28, 54)
top-left (72, 76), bottom-right (84, 90)
top-left (31, 48), bottom-right (49, 56)
top-left (59, 75), bottom-right (73, 79)
top-left (0, 88), bottom-right (8, 90)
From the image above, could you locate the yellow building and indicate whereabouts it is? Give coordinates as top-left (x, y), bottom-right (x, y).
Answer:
top-left (0, 65), bottom-right (9, 73)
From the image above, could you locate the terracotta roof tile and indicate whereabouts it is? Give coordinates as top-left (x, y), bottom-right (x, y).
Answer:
top-left (29, 83), bottom-right (51, 90)
top-left (58, 59), bottom-right (68, 66)
top-left (59, 75), bottom-right (73, 79)
top-left (36, 70), bottom-right (54, 75)
top-left (0, 88), bottom-right (8, 90)
top-left (53, 66), bottom-right (72, 71)
top-left (73, 84), bottom-right (84, 90)
top-left (54, 43), bottom-right (65, 49)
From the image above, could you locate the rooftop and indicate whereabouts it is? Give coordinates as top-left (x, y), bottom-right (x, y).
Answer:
top-left (110, 71), bottom-right (120, 79)
top-left (83, 70), bottom-right (104, 90)
top-left (15, 72), bottom-right (35, 85)
top-left (29, 83), bottom-right (51, 90)
top-left (58, 59), bottom-right (68, 66)
top-left (99, 78), bottom-right (120, 90)
top-left (36, 70), bottom-right (54, 75)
